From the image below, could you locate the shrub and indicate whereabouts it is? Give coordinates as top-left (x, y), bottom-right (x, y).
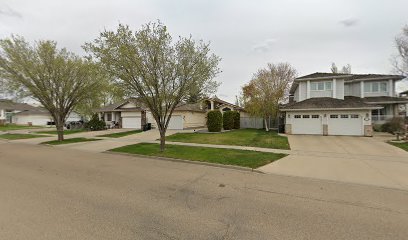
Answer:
top-left (207, 110), bottom-right (223, 132)
top-left (232, 111), bottom-right (240, 129)
top-left (223, 111), bottom-right (234, 130)
top-left (381, 117), bottom-right (405, 134)
top-left (373, 124), bottom-right (382, 132)
top-left (85, 114), bottom-right (106, 131)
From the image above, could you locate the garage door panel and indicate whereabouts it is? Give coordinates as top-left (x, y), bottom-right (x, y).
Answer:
top-left (291, 114), bottom-right (322, 135)
top-left (328, 114), bottom-right (362, 136)
top-left (122, 117), bottom-right (141, 129)
top-left (168, 115), bottom-right (183, 130)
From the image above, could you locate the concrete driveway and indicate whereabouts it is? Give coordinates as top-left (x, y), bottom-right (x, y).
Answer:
top-left (259, 134), bottom-right (408, 190)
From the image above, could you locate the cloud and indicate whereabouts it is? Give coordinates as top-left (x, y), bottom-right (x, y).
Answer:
top-left (252, 38), bottom-right (277, 53)
top-left (339, 18), bottom-right (358, 27)
top-left (0, 5), bottom-right (22, 18)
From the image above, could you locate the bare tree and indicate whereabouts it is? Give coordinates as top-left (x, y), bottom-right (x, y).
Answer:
top-left (242, 63), bottom-right (297, 131)
top-left (85, 21), bottom-right (220, 151)
top-left (394, 25), bottom-right (408, 77)
top-left (0, 36), bottom-right (104, 141)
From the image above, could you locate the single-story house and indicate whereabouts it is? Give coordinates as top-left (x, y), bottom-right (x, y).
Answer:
top-left (97, 97), bottom-right (245, 130)
top-left (12, 108), bottom-right (82, 126)
top-left (0, 99), bottom-right (38, 125)
top-left (0, 98), bottom-right (81, 126)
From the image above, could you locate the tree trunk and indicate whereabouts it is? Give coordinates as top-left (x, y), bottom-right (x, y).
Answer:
top-left (264, 118), bottom-right (269, 132)
top-left (56, 121), bottom-right (64, 141)
top-left (159, 129), bottom-right (166, 152)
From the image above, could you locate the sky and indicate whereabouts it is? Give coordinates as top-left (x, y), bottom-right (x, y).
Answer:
top-left (0, 0), bottom-right (407, 102)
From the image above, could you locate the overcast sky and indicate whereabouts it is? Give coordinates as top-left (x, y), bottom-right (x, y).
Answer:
top-left (1, 0), bottom-right (407, 102)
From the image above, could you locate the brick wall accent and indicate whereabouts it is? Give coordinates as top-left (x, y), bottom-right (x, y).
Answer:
top-left (285, 124), bottom-right (292, 134)
top-left (364, 125), bottom-right (373, 137)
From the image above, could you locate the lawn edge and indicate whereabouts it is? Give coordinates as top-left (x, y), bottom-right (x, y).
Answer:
top-left (41, 138), bottom-right (101, 146)
top-left (104, 150), bottom-right (265, 174)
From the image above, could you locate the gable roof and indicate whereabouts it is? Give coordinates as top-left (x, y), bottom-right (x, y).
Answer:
top-left (174, 102), bottom-right (205, 112)
top-left (296, 72), bottom-right (405, 81)
top-left (97, 97), bottom-right (242, 113)
top-left (363, 96), bottom-right (408, 104)
top-left (205, 96), bottom-right (244, 110)
top-left (0, 99), bottom-right (38, 111)
top-left (280, 96), bottom-right (381, 111)
top-left (14, 107), bottom-right (50, 116)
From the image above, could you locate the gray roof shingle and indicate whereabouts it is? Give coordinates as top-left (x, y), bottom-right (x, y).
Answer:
top-left (280, 97), bottom-right (381, 110)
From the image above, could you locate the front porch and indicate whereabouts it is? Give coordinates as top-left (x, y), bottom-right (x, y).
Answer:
top-left (371, 103), bottom-right (406, 124)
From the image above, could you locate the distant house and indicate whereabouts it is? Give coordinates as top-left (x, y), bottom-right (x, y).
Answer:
top-left (0, 99), bottom-right (38, 125)
top-left (97, 97), bottom-right (245, 130)
top-left (281, 73), bottom-right (408, 136)
top-left (0, 99), bottom-right (81, 126)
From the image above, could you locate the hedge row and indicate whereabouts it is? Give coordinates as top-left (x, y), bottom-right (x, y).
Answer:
top-left (207, 110), bottom-right (240, 132)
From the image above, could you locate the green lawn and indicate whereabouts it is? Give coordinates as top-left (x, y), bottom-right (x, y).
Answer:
top-left (36, 129), bottom-right (86, 135)
top-left (388, 141), bottom-right (408, 152)
top-left (110, 143), bottom-right (287, 169)
top-left (166, 129), bottom-right (290, 150)
top-left (0, 133), bottom-right (47, 140)
top-left (97, 130), bottom-right (142, 138)
top-left (41, 137), bottom-right (100, 145)
top-left (0, 124), bottom-right (41, 131)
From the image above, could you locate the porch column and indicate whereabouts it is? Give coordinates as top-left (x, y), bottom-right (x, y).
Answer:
top-left (388, 79), bottom-right (393, 97)
top-left (360, 81), bottom-right (364, 98)
top-left (306, 80), bottom-right (310, 99)
top-left (0, 109), bottom-right (4, 119)
top-left (393, 104), bottom-right (399, 117)
top-left (210, 101), bottom-right (214, 110)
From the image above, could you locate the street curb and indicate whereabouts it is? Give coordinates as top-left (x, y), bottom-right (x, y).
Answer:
top-left (103, 151), bottom-right (265, 174)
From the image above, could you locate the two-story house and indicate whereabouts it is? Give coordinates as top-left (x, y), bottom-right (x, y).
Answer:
top-left (281, 73), bottom-right (407, 136)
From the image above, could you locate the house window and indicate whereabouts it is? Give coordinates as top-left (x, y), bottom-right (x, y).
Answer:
top-left (294, 115), bottom-right (301, 118)
top-left (340, 115), bottom-right (349, 118)
top-left (325, 82), bottom-right (332, 90)
top-left (364, 81), bottom-right (388, 93)
top-left (302, 115), bottom-right (310, 118)
top-left (351, 114), bottom-right (359, 118)
top-left (311, 81), bottom-right (332, 91)
top-left (330, 115), bottom-right (338, 118)
top-left (312, 115), bottom-right (319, 118)
top-left (106, 113), bottom-right (112, 121)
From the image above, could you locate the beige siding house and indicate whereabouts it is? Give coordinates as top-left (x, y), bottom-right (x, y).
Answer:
top-left (97, 97), bottom-right (244, 130)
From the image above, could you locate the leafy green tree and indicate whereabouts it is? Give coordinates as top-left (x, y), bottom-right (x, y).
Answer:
top-left (242, 63), bottom-right (296, 131)
top-left (0, 36), bottom-right (104, 141)
top-left (85, 21), bottom-right (220, 151)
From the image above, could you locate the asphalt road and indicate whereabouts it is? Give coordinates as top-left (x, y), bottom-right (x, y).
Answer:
top-left (1, 141), bottom-right (408, 240)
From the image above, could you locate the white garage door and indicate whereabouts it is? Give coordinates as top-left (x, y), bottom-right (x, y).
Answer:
top-left (122, 117), bottom-right (141, 129)
top-left (292, 114), bottom-right (322, 135)
top-left (328, 114), bottom-right (362, 136)
top-left (168, 115), bottom-right (183, 130)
